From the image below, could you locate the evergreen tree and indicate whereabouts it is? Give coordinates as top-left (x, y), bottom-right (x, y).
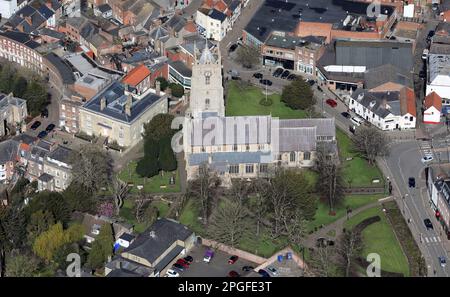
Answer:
top-left (281, 78), bottom-right (316, 110)
top-left (136, 138), bottom-right (160, 177)
top-left (86, 224), bottom-right (114, 269)
top-left (12, 76), bottom-right (28, 98)
top-left (158, 137), bottom-right (177, 172)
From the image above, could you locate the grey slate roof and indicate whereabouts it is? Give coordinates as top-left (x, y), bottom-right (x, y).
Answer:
top-left (364, 64), bottom-right (413, 89)
top-left (189, 151), bottom-right (272, 166)
top-left (38, 173), bottom-right (54, 182)
top-left (279, 118), bottom-right (336, 138)
top-left (44, 53), bottom-right (76, 84)
top-left (47, 146), bottom-right (72, 164)
top-left (0, 31), bottom-right (40, 49)
top-left (279, 127), bottom-right (317, 152)
top-left (169, 60), bottom-right (192, 77)
top-left (351, 89), bottom-right (401, 119)
top-left (82, 81), bottom-right (167, 124)
top-left (123, 218), bottom-right (193, 265)
top-left (0, 140), bottom-right (19, 164)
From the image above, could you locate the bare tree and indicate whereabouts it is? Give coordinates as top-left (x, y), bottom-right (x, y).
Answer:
top-left (309, 246), bottom-right (337, 277)
top-left (185, 164), bottom-right (221, 225)
top-left (352, 126), bottom-right (389, 165)
top-left (112, 178), bottom-right (130, 216)
top-left (315, 143), bottom-right (345, 213)
top-left (285, 210), bottom-right (308, 250)
top-left (337, 230), bottom-right (364, 277)
top-left (208, 198), bottom-right (248, 248)
top-left (133, 193), bottom-right (153, 223)
top-left (229, 179), bottom-right (251, 205)
top-left (70, 145), bottom-right (113, 194)
top-left (250, 179), bottom-right (270, 237)
top-left (235, 45), bottom-right (260, 69)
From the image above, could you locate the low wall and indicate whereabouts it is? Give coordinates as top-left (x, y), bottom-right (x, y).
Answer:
top-left (201, 238), bottom-right (267, 265)
top-left (255, 246), bottom-right (307, 272)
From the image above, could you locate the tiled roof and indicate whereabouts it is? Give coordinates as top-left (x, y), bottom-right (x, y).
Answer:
top-left (122, 64), bottom-right (151, 87)
top-left (425, 91), bottom-right (442, 110)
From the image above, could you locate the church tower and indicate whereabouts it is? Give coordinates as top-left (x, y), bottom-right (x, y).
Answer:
top-left (189, 40), bottom-right (224, 118)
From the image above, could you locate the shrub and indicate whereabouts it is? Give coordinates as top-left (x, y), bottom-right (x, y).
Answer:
top-left (259, 97), bottom-right (273, 106)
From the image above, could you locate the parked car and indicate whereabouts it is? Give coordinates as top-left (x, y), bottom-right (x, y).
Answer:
top-left (231, 76), bottom-right (241, 80)
top-left (253, 72), bottom-right (263, 79)
top-left (228, 255), bottom-right (239, 264)
top-left (45, 123), bottom-right (55, 132)
top-left (229, 44), bottom-right (238, 53)
top-left (228, 270), bottom-right (240, 277)
top-left (258, 269), bottom-right (271, 277)
top-left (350, 116), bottom-right (364, 127)
top-left (259, 79), bottom-right (273, 86)
top-left (317, 85), bottom-right (323, 92)
top-left (424, 218), bottom-right (434, 230)
top-left (341, 112), bottom-right (351, 119)
top-left (183, 256), bottom-right (193, 263)
top-left (307, 79), bottom-right (316, 86)
top-left (30, 121), bottom-right (41, 130)
top-left (419, 70), bottom-right (426, 79)
top-left (172, 263), bottom-right (185, 271)
top-left (41, 108), bottom-right (49, 118)
top-left (267, 266), bottom-right (278, 276)
top-left (408, 177), bottom-right (415, 188)
top-left (203, 249), bottom-right (214, 263)
top-left (165, 269), bottom-right (179, 277)
top-left (37, 131), bottom-right (48, 139)
top-left (325, 99), bottom-right (337, 108)
top-left (242, 266), bottom-right (254, 272)
top-left (280, 70), bottom-right (290, 79)
top-left (272, 68), bottom-right (284, 77)
top-left (176, 259), bottom-right (190, 268)
top-left (439, 256), bottom-right (446, 268)
top-left (427, 30), bottom-right (435, 42)
top-left (422, 49), bottom-right (429, 60)
top-left (421, 155), bottom-right (433, 163)
top-left (287, 74), bottom-right (297, 81)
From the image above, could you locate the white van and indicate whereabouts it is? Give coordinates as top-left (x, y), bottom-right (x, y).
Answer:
top-left (422, 49), bottom-right (429, 60)
top-left (350, 116), bottom-right (364, 126)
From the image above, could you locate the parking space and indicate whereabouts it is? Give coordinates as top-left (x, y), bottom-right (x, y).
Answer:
top-left (166, 245), bottom-right (258, 278)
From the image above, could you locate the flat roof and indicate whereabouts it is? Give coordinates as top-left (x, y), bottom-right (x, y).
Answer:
top-left (244, 0), bottom-right (394, 43)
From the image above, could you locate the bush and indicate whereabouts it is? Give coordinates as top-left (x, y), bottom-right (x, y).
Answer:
top-left (259, 97), bottom-right (273, 106)
top-left (169, 83), bottom-right (185, 98)
top-left (156, 77), bottom-right (169, 91)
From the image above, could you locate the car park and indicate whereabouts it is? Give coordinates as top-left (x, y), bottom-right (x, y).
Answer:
top-left (228, 270), bottom-right (240, 277)
top-left (259, 79), bottom-right (273, 86)
top-left (253, 72), bottom-right (263, 79)
top-left (165, 269), bottom-right (179, 277)
top-left (421, 155), bottom-right (433, 163)
top-left (326, 99), bottom-right (337, 108)
top-left (30, 121), bottom-right (41, 130)
top-left (424, 218), bottom-right (433, 230)
top-left (37, 131), bottom-right (47, 138)
top-left (408, 177), bottom-right (415, 188)
top-left (46, 123), bottom-right (55, 132)
top-left (228, 255), bottom-right (239, 264)
top-left (267, 266), bottom-right (278, 276)
top-left (272, 68), bottom-right (284, 77)
top-left (280, 70), bottom-right (290, 79)
top-left (341, 112), bottom-right (351, 118)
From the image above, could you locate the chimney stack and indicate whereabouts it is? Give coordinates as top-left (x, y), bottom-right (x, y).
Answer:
top-left (125, 94), bottom-right (132, 116)
top-left (156, 80), bottom-right (161, 96)
top-left (100, 97), bottom-right (106, 110)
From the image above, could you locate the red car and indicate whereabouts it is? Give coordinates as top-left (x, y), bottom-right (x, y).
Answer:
top-left (228, 270), bottom-right (240, 277)
top-left (326, 99), bottom-right (337, 108)
top-left (228, 255), bottom-right (239, 264)
top-left (176, 259), bottom-right (190, 268)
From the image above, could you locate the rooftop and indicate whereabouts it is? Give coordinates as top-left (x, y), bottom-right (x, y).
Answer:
top-left (122, 64), bottom-right (151, 87)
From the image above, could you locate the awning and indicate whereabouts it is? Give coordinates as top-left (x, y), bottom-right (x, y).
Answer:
top-left (153, 245), bottom-right (184, 273)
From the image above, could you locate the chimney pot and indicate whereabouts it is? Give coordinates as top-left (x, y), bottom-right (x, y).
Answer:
top-left (100, 97), bottom-right (106, 110)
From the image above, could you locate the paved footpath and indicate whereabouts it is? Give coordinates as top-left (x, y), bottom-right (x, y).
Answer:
top-left (303, 197), bottom-right (393, 249)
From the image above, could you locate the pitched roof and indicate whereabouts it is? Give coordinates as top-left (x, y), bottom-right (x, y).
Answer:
top-left (0, 139), bottom-right (19, 164)
top-left (400, 87), bottom-right (416, 116)
top-left (425, 91), bottom-right (442, 110)
top-left (122, 64), bottom-right (151, 86)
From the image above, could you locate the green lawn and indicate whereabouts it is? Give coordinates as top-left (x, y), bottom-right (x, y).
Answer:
top-left (120, 199), bottom-right (171, 233)
top-left (308, 194), bottom-right (384, 231)
top-left (118, 161), bottom-right (181, 194)
top-left (179, 199), bottom-right (204, 236)
top-left (344, 206), bottom-right (410, 276)
top-left (337, 129), bottom-right (384, 187)
top-left (226, 81), bottom-right (306, 119)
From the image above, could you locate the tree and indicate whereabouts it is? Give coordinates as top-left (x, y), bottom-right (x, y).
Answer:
top-left (70, 145), bottom-right (113, 194)
top-left (63, 182), bottom-right (97, 213)
top-left (53, 242), bottom-right (85, 271)
top-left (0, 64), bottom-right (14, 94)
top-left (249, 179), bottom-right (269, 237)
top-left (186, 164), bottom-right (221, 225)
top-left (26, 210), bottom-right (55, 245)
top-left (5, 251), bottom-right (39, 277)
top-left (33, 223), bottom-right (67, 262)
top-left (352, 126), bottom-right (389, 165)
top-left (133, 193), bottom-right (153, 223)
top-left (159, 137), bottom-right (177, 172)
top-left (142, 113), bottom-right (176, 140)
top-left (23, 80), bottom-right (48, 117)
top-left (285, 209), bottom-right (308, 251)
top-left (27, 191), bottom-right (71, 226)
top-left (87, 224), bottom-right (114, 269)
top-left (156, 77), bottom-right (169, 91)
top-left (235, 45), bottom-right (260, 69)
top-left (169, 83), bottom-right (185, 98)
top-left (12, 76), bottom-right (28, 98)
top-left (136, 138), bottom-right (160, 178)
top-left (111, 178), bottom-right (130, 216)
top-left (337, 230), bottom-right (364, 277)
top-left (309, 246), bottom-right (338, 277)
top-left (281, 78), bottom-right (316, 110)
top-left (315, 144), bottom-right (345, 213)
top-left (208, 199), bottom-right (248, 248)
top-left (0, 206), bottom-right (27, 249)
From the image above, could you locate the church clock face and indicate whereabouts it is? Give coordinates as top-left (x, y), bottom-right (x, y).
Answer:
top-left (204, 71), bottom-right (211, 77)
